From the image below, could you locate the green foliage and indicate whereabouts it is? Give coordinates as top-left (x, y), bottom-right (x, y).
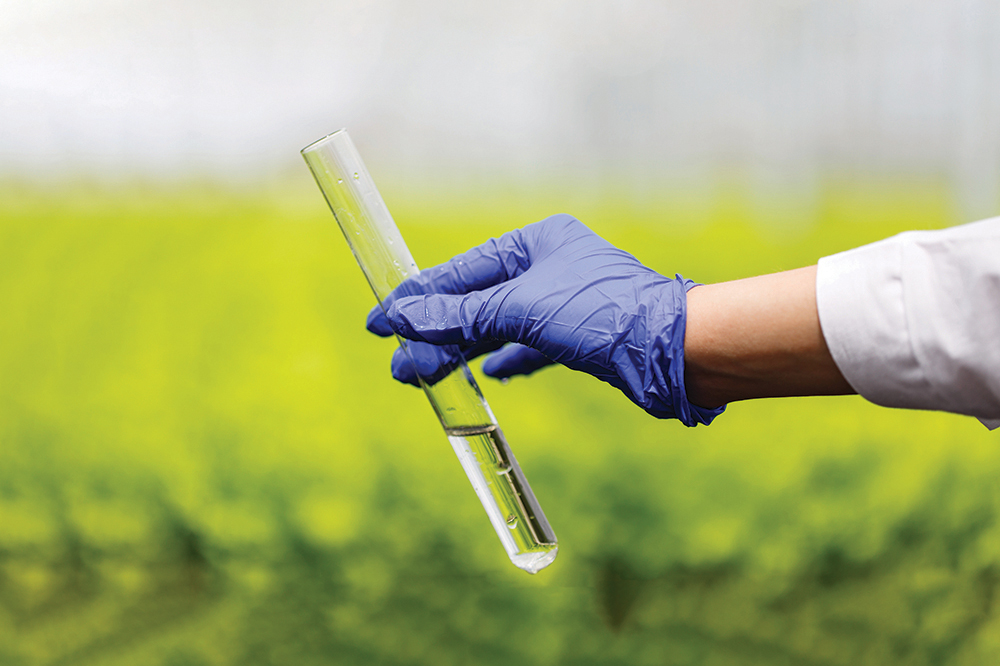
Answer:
top-left (0, 180), bottom-right (997, 665)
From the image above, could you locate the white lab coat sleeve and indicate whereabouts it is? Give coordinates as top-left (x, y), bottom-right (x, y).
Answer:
top-left (815, 217), bottom-right (1000, 428)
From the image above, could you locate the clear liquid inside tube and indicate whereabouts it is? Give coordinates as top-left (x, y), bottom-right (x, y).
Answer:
top-left (302, 129), bottom-right (557, 573)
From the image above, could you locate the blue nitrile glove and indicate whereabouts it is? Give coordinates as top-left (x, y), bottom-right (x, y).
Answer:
top-left (366, 214), bottom-right (724, 426)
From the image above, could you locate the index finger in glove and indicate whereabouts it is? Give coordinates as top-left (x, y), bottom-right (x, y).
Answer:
top-left (366, 228), bottom-right (533, 336)
top-left (365, 215), bottom-right (586, 337)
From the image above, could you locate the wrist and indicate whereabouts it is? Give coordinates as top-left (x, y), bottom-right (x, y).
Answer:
top-left (683, 266), bottom-right (854, 407)
top-left (683, 283), bottom-right (740, 408)
top-left (642, 276), bottom-right (725, 426)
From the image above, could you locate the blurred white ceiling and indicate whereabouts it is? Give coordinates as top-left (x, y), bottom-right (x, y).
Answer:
top-left (1, 0), bottom-right (998, 216)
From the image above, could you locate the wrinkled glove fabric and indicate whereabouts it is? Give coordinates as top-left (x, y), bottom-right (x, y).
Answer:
top-left (366, 214), bottom-right (724, 427)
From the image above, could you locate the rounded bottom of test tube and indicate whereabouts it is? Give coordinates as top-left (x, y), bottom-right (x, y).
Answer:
top-left (509, 547), bottom-right (558, 574)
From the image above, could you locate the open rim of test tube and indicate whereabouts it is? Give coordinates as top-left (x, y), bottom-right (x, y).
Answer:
top-left (301, 129), bottom-right (347, 155)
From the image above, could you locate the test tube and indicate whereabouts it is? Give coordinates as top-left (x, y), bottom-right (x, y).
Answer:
top-left (302, 130), bottom-right (558, 574)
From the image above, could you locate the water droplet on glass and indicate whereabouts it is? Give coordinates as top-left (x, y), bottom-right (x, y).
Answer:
top-left (500, 378), bottom-right (510, 386)
top-left (505, 515), bottom-right (518, 529)
top-left (353, 172), bottom-right (359, 179)
top-left (337, 178), bottom-right (343, 184)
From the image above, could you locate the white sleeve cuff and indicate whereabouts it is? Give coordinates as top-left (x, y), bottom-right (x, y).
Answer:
top-left (816, 237), bottom-right (942, 411)
top-left (816, 219), bottom-right (1000, 426)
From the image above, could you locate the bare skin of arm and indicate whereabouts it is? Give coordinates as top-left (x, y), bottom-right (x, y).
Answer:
top-left (684, 265), bottom-right (856, 409)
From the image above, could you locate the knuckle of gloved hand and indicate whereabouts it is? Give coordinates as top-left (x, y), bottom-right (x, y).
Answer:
top-left (386, 299), bottom-right (420, 335)
top-left (539, 212), bottom-right (575, 226)
top-left (548, 213), bottom-right (583, 234)
top-left (533, 214), bottom-right (585, 253)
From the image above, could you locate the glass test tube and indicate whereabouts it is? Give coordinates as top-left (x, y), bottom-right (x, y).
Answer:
top-left (302, 130), bottom-right (558, 574)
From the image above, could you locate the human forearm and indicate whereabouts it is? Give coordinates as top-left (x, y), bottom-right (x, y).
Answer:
top-left (683, 265), bottom-right (855, 408)
top-left (370, 216), bottom-right (851, 424)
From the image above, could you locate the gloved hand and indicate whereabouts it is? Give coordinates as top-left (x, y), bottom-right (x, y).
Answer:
top-left (366, 214), bottom-right (724, 426)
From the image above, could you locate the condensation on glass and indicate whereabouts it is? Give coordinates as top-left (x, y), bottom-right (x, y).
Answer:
top-left (302, 129), bottom-right (557, 573)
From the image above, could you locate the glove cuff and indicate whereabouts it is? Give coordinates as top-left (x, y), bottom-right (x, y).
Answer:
top-left (654, 276), bottom-right (726, 427)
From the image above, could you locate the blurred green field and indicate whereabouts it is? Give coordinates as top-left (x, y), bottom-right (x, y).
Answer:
top-left (1, 178), bottom-right (998, 665)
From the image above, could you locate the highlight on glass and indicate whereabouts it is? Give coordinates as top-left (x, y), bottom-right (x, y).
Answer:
top-left (302, 129), bottom-right (558, 573)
